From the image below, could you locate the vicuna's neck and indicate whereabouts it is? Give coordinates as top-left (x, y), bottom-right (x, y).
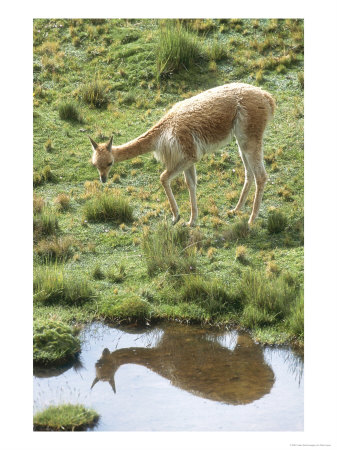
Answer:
top-left (112, 125), bottom-right (161, 163)
top-left (112, 347), bottom-right (157, 369)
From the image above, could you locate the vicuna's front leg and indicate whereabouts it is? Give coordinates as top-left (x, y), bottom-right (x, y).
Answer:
top-left (160, 160), bottom-right (195, 225)
top-left (160, 170), bottom-right (180, 224)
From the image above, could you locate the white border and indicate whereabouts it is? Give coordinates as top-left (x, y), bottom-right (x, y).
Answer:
top-left (1, 1), bottom-right (337, 449)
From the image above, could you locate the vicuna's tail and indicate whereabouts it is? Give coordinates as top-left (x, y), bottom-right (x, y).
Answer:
top-left (264, 91), bottom-right (276, 118)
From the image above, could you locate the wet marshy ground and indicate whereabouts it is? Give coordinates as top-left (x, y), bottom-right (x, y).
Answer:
top-left (34, 322), bottom-right (303, 431)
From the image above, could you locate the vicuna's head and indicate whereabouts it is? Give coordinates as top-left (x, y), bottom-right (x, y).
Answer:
top-left (89, 136), bottom-right (114, 183)
top-left (91, 348), bottom-right (117, 393)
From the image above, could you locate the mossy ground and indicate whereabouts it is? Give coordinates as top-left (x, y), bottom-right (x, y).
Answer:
top-left (33, 319), bottom-right (81, 365)
top-left (33, 19), bottom-right (304, 347)
top-left (33, 403), bottom-right (99, 431)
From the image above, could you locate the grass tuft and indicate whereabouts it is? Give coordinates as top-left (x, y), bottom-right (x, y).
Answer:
top-left (80, 79), bottom-right (109, 108)
top-left (34, 236), bottom-right (77, 262)
top-left (266, 260), bottom-right (281, 277)
top-left (205, 39), bottom-right (227, 61)
top-left (33, 264), bottom-right (94, 305)
top-left (287, 291), bottom-right (304, 338)
top-left (33, 165), bottom-right (57, 187)
top-left (33, 319), bottom-right (81, 365)
top-left (156, 21), bottom-right (203, 78)
top-left (33, 210), bottom-right (59, 241)
top-left (34, 404), bottom-right (99, 431)
top-left (223, 218), bottom-right (250, 241)
top-left (119, 91), bottom-right (136, 106)
top-left (142, 221), bottom-right (196, 277)
top-left (38, 41), bottom-right (60, 55)
top-left (58, 102), bottom-right (82, 122)
top-left (180, 274), bottom-right (240, 316)
top-left (267, 209), bottom-right (288, 234)
top-left (235, 245), bottom-right (248, 264)
top-left (92, 265), bottom-right (105, 280)
top-left (256, 69), bottom-right (264, 84)
top-left (44, 139), bottom-right (53, 152)
top-left (240, 270), bottom-right (299, 327)
top-left (298, 71), bottom-right (304, 89)
top-left (182, 19), bottom-right (217, 34)
top-left (33, 195), bottom-right (45, 214)
top-left (107, 262), bottom-right (127, 283)
top-left (102, 295), bottom-right (151, 322)
top-left (54, 193), bottom-right (71, 211)
top-left (83, 193), bottom-right (133, 223)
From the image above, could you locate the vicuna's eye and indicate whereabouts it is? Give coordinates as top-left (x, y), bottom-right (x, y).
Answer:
top-left (107, 162), bottom-right (113, 166)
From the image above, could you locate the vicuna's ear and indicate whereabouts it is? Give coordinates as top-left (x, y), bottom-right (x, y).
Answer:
top-left (88, 136), bottom-right (98, 150)
top-left (109, 376), bottom-right (116, 394)
top-left (91, 377), bottom-right (99, 390)
top-left (107, 135), bottom-right (113, 152)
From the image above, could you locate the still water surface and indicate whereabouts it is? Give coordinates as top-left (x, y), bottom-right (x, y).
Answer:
top-left (33, 322), bottom-right (303, 431)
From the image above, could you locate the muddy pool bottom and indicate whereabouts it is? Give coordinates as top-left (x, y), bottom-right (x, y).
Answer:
top-left (34, 322), bottom-right (303, 431)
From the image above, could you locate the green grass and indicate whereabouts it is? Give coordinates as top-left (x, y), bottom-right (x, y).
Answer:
top-left (235, 245), bottom-right (248, 264)
top-left (44, 138), bottom-right (53, 152)
top-left (34, 264), bottom-right (94, 305)
top-left (298, 71), bottom-right (304, 89)
top-left (58, 101), bottom-right (82, 122)
top-left (33, 18), bottom-right (304, 346)
top-left (101, 295), bottom-right (152, 322)
top-left (33, 319), bottom-right (81, 365)
top-left (267, 209), bottom-right (288, 234)
top-left (179, 274), bottom-right (240, 316)
top-left (142, 221), bottom-right (196, 277)
top-left (34, 404), bottom-right (99, 431)
top-left (33, 165), bottom-right (56, 187)
top-left (223, 218), bottom-right (250, 241)
top-left (83, 193), bottom-right (133, 223)
top-left (156, 20), bottom-right (204, 78)
top-left (34, 236), bottom-right (77, 262)
top-left (240, 270), bottom-right (300, 327)
top-left (80, 79), bottom-right (109, 108)
top-left (54, 193), bottom-right (71, 211)
top-left (107, 262), bottom-right (127, 283)
top-left (205, 39), bottom-right (228, 61)
top-left (33, 210), bottom-right (59, 241)
top-left (33, 195), bottom-right (45, 214)
top-left (287, 291), bottom-right (304, 338)
top-left (92, 264), bottom-right (105, 280)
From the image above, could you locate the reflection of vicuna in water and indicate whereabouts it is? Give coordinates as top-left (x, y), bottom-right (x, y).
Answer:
top-left (91, 326), bottom-right (275, 405)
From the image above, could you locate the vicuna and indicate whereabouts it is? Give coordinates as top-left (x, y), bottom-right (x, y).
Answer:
top-left (90, 326), bottom-right (274, 404)
top-left (89, 83), bottom-right (275, 226)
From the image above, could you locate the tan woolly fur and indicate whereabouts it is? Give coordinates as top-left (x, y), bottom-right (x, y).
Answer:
top-left (90, 83), bottom-right (276, 226)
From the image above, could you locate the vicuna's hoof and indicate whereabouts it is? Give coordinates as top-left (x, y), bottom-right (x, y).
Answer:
top-left (172, 214), bottom-right (180, 225)
top-left (186, 220), bottom-right (196, 227)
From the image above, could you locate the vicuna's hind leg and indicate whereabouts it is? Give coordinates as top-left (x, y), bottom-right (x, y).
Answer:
top-left (184, 165), bottom-right (197, 226)
top-left (246, 147), bottom-right (267, 225)
top-left (231, 146), bottom-right (254, 213)
top-left (236, 138), bottom-right (267, 224)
